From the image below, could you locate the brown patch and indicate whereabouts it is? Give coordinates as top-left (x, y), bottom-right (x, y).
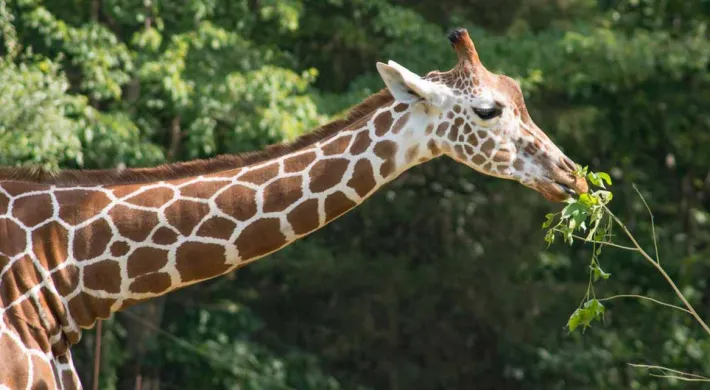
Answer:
top-left (51, 264), bottom-right (79, 296)
top-left (347, 160), bottom-right (377, 197)
top-left (472, 154), bottom-right (487, 165)
top-left (393, 103), bottom-right (408, 112)
top-left (12, 193), bottom-right (53, 227)
top-left (263, 176), bottom-right (303, 212)
top-left (513, 158), bottom-right (525, 171)
top-left (480, 138), bottom-right (496, 156)
top-left (427, 140), bottom-right (441, 156)
top-left (67, 292), bottom-right (115, 327)
top-left (108, 205), bottom-right (159, 243)
top-left (447, 112), bottom-right (455, 119)
top-left (309, 159), bottom-right (348, 193)
top-left (127, 247), bottom-right (169, 277)
top-left (239, 162), bottom-right (279, 185)
top-left (55, 189), bottom-right (112, 225)
top-left (197, 217), bottom-right (237, 240)
top-left (448, 124), bottom-right (459, 142)
top-left (214, 184), bottom-right (257, 221)
top-left (322, 134), bottom-right (352, 156)
top-left (3, 256), bottom-right (43, 302)
top-left (287, 199), bottom-right (320, 235)
top-left (32, 221), bottom-right (69, 270)
top-left (477, 130), bottom-right (487, 139)
top-left (462, 123), bottom-right (473, 135)
top-left (483, 162), bottom-right (493, 171)
top-left (152, 227), bottom-right (178, 245)
top-left (405, 145), bottom-right (420, 163)
top-left (466, 134), bottom-right (479, 147)
top-left (110, 241), bottom-right (130, 257)
top-left (392, 112), bottom-right (410, 134)
top-left (72, 218), bottom-right (112, 260)
top-left (30, 354), bottom-right (55, 389)
top-left (284, 151), bottom-right (317, 173)
top-left (373, 110), bottom-right (393, 136)
top-left (464, 145), bottom-right (475, 155)
top-left (130, 272), bottom-right (171, 294)
top-left (436, 122), bottom-right (449, 136)
top-left (176, 242), bottom-right (229, 283)
top-left (453, 104), bottom-right (462, 113)
top-left (0, 192), bottom-right (8, 215)
top-left (234, 218), bottom-right (286, 260)
top-left (454, 145), bottom-right (466, 160)
top-left (324, 192), bottom-right (356, 222)
top-left (374, 141), bottom-right (398, 178)
top-left (179, 180), bottom-right (231, 199)
top-left (493, 149), bottom-right (512, 163)
top-left (349, 131), bottom-right (372, 155)
top-left (165, 199), bottom-right (211, 236)
top-left (61, 365), bottom-right (78, 390)
top-left (83, 260), bottom-right (121, 293)
top-left (0, 332), bottom-right (28, 389)
top-left (525, 142), bottom-right (539, 156)
top-left (425, 124), bottom-right (434, 135)
top-left (123, 187), bottom-right (175, 208)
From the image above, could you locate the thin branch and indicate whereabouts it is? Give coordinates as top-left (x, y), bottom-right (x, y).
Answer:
top-left (629, 363), bottom-right (710, 381)
top-left (633, 184), bottom-right (660, 265)
top-left (603, 205), bottom-right (710, 337)
top-left (598, 294), bottom-right (692, 315)
top-left (553, 230), bottom-right (638, 251)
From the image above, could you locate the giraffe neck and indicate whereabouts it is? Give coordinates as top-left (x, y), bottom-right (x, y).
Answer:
top-left (0, 100), bottom-right (437, 354)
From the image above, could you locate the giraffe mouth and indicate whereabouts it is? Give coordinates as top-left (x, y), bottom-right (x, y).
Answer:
top-left (556, 182), bottom-right (577, 197)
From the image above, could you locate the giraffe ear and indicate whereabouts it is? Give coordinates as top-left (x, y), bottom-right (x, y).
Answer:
top-left (376, 61), bottom-right (448, 106)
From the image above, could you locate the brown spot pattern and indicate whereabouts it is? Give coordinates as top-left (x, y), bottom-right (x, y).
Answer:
top-left (374, 141), bottom-right (398, 178)
top-left (56, 190), bottom-right (112, 225)
top-left (324, 192), bottom-right (356, 222)
top-left (165, 200), bottom-right (211, 236)
top-left (127, 247), bottom-right (169, 278)
top-left (13, 194), bottom-right (53, 227)
top-left (287, 199), bottom-right (319, 235)
top-left (373, 111), bottom-right (393, 136)
top-left (234, 218), bottom-right (286, 260)
top-left (347, 160), bottom-right (377, 197)
top-left (32, 222), bottom-right (69, 270)
top-left (480, 139), bottom-right (496, 156)
top-left (263, 176), bottom-right (303, 212)
top-left (0, 192), bottom-right (8, 215)
top-left (214, 184), bottom-right (257, 221)
top-left (284, 151), bottom-right (317, 173)
top-left (108, 205), bottom-right (159, 242)
top-left (436, 122), bottom-right (449, 136)
top-left (51, 264), bottom-right (79, 296)
top-left (176, 242), bottom-right (229, 283)
top-left (110, 241), bottom-right (130, 257)
top-left (309, 159), bottom-right (348, 193)
top-left (124, 187), bottom-right (174, 208)
top-left (130, 273), bottom-right (171, 294)
top-left (197, 217), bottom-right (236, 240)
top-left (392, 113), bottom-right (410, 134)
top-left (179, 181), bottom-right (230, 198)
top-left (72, 219), bottom-right (112, 261)
top-left (322, 134), bottom-right (352, 156)
top-left (239, 162), bottom-right (279, 185)
top-left (67, 293), bottom-right (115, 327)
top-left (83, 261), bottom-right (121, 293)
top-left (152, 227), bottom-right (178, 245)
top-left (349, 131), bottom-right (372, 155)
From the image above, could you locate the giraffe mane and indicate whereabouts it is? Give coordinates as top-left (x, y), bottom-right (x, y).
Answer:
top-left (0, 89), bottom-right (394, 186)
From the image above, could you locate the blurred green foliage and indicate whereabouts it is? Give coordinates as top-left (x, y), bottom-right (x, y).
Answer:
top-left (3, 0), bottom-right (710, 389)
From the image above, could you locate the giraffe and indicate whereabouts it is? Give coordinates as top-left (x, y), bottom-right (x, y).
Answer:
top-left (0, 28), bottom-right (588, 389)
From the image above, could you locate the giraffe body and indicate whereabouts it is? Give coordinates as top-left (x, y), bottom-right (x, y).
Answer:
top-left (0, 29), bottom-right (587, 388)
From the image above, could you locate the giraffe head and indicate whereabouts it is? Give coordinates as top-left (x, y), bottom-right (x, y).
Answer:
top-left (375, 28), bottom-right (588, 202)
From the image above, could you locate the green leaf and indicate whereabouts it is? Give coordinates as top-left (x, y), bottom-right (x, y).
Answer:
top-left (590, 264), bottom-right (611, 282)
top-left (567, 299), bottom-right (605, 333)
top-left (597, 172), bottom-right (612, 186)
top-left (542, 213), bottom-right (555, 229)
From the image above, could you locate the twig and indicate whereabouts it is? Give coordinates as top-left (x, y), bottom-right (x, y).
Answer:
top-left (603, 205), bottom-right (710, 337)
top-left (629, 363), bottom-right (710, 381)
top-left (633, 184), bottom-right (660, 265)
top-left (554, 231), bottom-right (638, 252)
top-left (598, 294), bottom-right (692, 315)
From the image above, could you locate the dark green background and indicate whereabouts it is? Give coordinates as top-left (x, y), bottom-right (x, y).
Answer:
top-left (2, 0), bottom-right (710, 388)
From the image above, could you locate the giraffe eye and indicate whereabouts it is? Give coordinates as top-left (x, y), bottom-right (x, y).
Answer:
top-left (473, 106), bottom-right (502, 120)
